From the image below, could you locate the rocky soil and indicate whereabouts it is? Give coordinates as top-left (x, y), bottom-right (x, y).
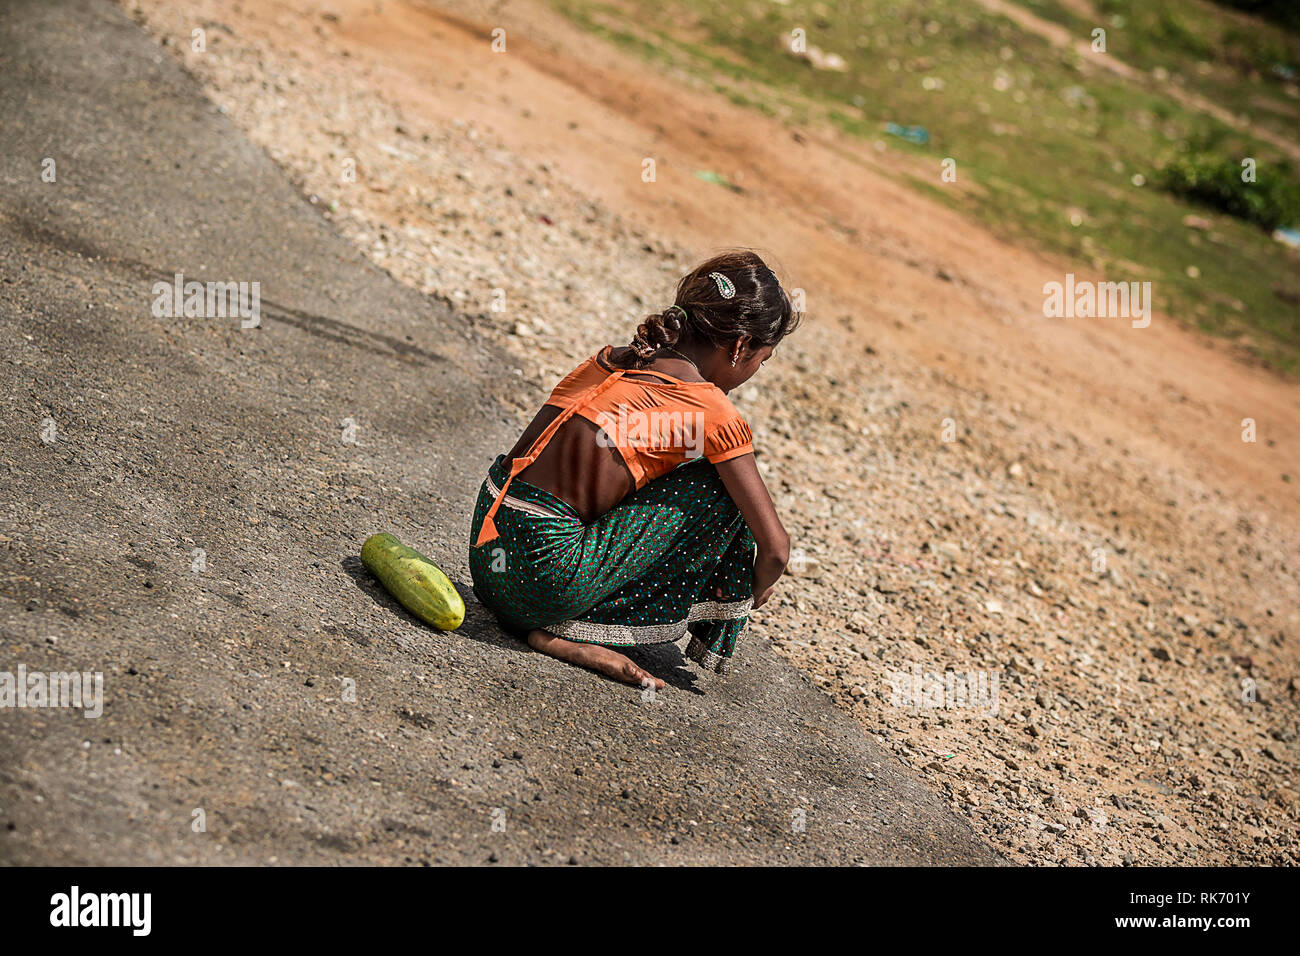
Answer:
top-left (122, 0), bottom-right (1298, 865)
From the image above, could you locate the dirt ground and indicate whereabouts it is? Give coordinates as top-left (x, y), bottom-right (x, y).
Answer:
top-left (121, 0), bottom-right (1298, 864)
top-left (3, 0), bottom-right (1012, 866)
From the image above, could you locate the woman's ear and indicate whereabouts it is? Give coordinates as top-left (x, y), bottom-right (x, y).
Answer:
top-left (730, 335), bottom-right (751, 365)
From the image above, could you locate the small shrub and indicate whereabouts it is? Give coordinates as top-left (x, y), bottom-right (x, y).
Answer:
top-left (1209, 1), bottom-right (1300, 32)
top-left (1159, 154), bottom-right (1300, 230)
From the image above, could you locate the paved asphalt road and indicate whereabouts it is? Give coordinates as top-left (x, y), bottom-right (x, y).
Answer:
top-left (0, 0), bottom-right (1002, 865)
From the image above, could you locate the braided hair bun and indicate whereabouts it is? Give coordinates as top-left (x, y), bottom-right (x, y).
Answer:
top-left (629, 306), bottom-right (685, 362)
top-left (613, 250), bottom-right (800, 370)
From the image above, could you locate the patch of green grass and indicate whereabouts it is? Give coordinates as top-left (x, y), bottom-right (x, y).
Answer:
top-left (556, 0), bottom-right (1300, 374)
top-left (1021, 0), bottom-right (1300, 144)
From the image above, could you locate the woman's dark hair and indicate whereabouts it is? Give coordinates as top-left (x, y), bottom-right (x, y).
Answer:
top-left (612, 249), bottom-right (801, 368)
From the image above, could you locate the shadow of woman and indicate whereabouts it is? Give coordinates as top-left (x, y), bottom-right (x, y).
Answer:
top-left (340, 555), bottom-right (703, 693)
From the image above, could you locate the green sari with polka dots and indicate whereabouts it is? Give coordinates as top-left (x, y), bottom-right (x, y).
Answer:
top-left (469, 454), bottom-right (755, 675)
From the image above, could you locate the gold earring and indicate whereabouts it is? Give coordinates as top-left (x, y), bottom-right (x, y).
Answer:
top-left (730, 354), bottom-right (738, 367)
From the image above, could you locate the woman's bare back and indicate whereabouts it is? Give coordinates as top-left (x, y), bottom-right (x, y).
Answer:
top-left (508, 346), bottom-right (704, 523)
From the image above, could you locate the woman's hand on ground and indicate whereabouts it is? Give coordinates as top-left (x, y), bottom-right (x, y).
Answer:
top-left (752, 582), bottom-right (776, 609)
top-left (715, 454), bottom-right (789, 612)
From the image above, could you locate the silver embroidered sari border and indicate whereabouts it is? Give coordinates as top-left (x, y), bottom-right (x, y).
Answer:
top-left (545, 597), bottom-right (752, 648)
top-left (685, 635), bottom-right (732, 676)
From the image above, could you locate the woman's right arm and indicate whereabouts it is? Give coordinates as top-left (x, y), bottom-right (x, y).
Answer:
top-left (714, 453), bottom-right (790, 608)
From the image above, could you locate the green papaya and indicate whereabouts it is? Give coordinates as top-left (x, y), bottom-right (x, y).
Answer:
top-left (360, 532), bottom-right (465, 631)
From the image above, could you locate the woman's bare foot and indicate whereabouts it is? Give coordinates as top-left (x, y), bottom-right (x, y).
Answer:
top-left (526, 629), bottom-right (665, 690)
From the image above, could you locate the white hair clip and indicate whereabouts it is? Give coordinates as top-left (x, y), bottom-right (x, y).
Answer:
top-left (709, 271), bottom-right (736, 299)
